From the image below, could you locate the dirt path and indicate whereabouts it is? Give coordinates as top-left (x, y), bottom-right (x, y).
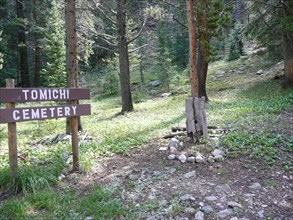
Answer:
top-left (65, 138), bottom-right (293, 220)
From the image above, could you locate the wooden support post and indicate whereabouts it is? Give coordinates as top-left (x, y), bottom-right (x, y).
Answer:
top-left (71, 100), bottom-right (79, 171)
top-left (6, 79), bottom-right (18, 182)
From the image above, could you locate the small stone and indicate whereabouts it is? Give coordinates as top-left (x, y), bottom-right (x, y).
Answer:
top-left (184, 207), bottom-right (196, 214)
top-left (196, 155), bottom-right (205, 163)
top-left (204, 195), bottom-right (217, 202)
top-left (248, 182), bottom-right (262, 190)
top-left (208, 156), bottom-right (215, 163)
top-left (256, 69), bottom-right (264, 75)
top-left (215, 184), bottom-right (232, 194)
top-left (149, 80), bottom-right (161, 87)
top-left (258, 210), bottom-right (264, 218)
top-left (216, 70), bottom-right (225, 77)
top-left (184, 170), bottom-right (196, 178)
top-left (230, 217), bottom-right (238, 220)
top-left (180, 194), bottom-right (195, 201)
top-left (212, 149), bottom-right (225, 157)
top-left (187, 156), bottom-right (196, 163)
top-left (170, 146), bottom-right (178, 154)
top-left (199, 202), bottom-right (204, 207)
top-left (228, 201), bottom-right (243, 209)
top-left (58, 174), bottom-right (65, 181)
top-left (178, 154), bottom-right (187, 163)
top-left (159, 147), bottom-right (168, 151)
top-left (161, 92), bottom-right (171, 97)
top-left (169, 138), bottom-right (180, 148)
top-left (84, 217), bottom-right (93, 220)
top-left (168, 154), bottom-right (176, 160)
top-left (194, 210), bottom-right (204, 220)
top-left (201, 205), bottom-right (214, 214)
top-left (214, 155), bottom-right (224, 162)
top-left (217, 209), bottom-right (233, 219)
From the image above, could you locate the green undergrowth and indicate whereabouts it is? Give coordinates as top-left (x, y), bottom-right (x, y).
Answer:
top-left (0, 185), bottom-right (129, 220)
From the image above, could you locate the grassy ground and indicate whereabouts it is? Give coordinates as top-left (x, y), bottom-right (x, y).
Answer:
top-left (0, 56), bottom-right (292, 219)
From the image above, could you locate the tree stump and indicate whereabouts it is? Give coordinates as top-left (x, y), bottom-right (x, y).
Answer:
top-left (186, 97), bottom-right (207, 143)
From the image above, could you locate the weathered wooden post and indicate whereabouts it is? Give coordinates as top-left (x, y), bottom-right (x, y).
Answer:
top-left (5, 79), bottom-right (18, 182)
top-left (71, 100), bottom-right (79, 171)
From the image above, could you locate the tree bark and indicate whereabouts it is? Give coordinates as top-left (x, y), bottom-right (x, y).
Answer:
top-left (16, 0), bottom-right (30, 87)
top-left (33, 0), bottom-right (41, 87)
top-left (117, 0), bottom-right (134, 112)
top-left (283, 0), bottom-right (293, 86)
top-left (65, 0), bottom-right (82, 134)
top-left (186, 0), bottom-right (198, 98)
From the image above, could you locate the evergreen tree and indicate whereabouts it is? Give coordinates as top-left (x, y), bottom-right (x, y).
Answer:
top-left (41, 0), bottom-right (66, 87)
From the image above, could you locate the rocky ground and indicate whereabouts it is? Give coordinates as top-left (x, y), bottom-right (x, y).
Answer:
top-left (63, 133), bottom-right (293, 220)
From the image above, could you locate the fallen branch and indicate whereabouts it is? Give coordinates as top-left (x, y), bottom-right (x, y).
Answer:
top-left (163, 131), bottom-right (186, 139)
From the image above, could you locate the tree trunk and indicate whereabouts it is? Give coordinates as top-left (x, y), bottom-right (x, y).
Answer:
top-left (186, 0), bottom-right (198, 98)
top-left (33, 0), bottom-right (41, 87)
top-left (16, 0), bottom-right (30, 87)
top-left (283, 0), bottom-right (293, 86)
top-left (117, 0), bottom-right (133, 112)
top-left (65, 0), bottom-right (82, 134)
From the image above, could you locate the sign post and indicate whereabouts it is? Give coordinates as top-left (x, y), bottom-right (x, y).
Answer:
top-left (0, 79), bottom-right (91, 180)
top-left (6, 79), bottom-right (18, 182)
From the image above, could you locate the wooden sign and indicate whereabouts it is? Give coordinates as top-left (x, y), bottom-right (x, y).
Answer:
top-left (1, 79), bottom-right (91, 181)
top-left (0, 104), bottom-right (91, 123)
top-left (0, 88), bottom-right (90, 102)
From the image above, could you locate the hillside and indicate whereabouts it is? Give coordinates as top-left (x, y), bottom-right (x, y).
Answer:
top-left (0, 55), bottom-right (292, 219)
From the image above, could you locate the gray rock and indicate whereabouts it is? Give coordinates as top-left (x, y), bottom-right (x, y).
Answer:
top-left (161, 92), bottom-right (171, 97)
top-left (167, 154), bottom-right (176, 160)
top-left (230, 217), bottom-right (238, 220)
top-left (212, 149), bottom-right (225, 157)
top-left (204, 195), bottom-right (217, 202)
top-left (178, 154), bottom-right (187, 163)
top-left (256, 69), bottom-right (264, 75)
top-left (214, 155), bottom-right (224, 162)
top-left (184, 207), bottom-right (196, 214)
top-left (184, 170), bottom-right (196, 178)
top-left (194, 210), bottom-right (205, 220)
top-left (159, 147), bottom-right (168, 151)
top-left (149, 80), bottom-right (161, 87)
top-left (216, 70), bottom-right (225, 77)
top-left (248, 182), bottom-right (262, 190)
top-left (207, 156), bottom-right (215, 163)
top-left (201, 205), bottom-right (214, 214)
top-left (228, 201), bottom-right (243, 209)
top-left (258, 210), bottom-right (264, 218)
top-left (215, 184), bottom-right (232, 194)
top-left (187, 156), bottom-right (196, 163)
top-left (180, 194), bottom-right (195, 201)
top-left (217, 209), bottom-right (233, 219)
top-left (169, 138), bottom-right (180, 148)
top-left (196, 155), bottom-right (205, 163)
top-left (84, 217), bottom-right (93, 220)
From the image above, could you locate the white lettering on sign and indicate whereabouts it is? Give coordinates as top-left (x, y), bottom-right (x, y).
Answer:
top-left (11, 106), bottom-right (79, 122)
top-left (21, 89), bottom-right (70, 101)
top-left (13, 110), bottom-right (20, 120)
